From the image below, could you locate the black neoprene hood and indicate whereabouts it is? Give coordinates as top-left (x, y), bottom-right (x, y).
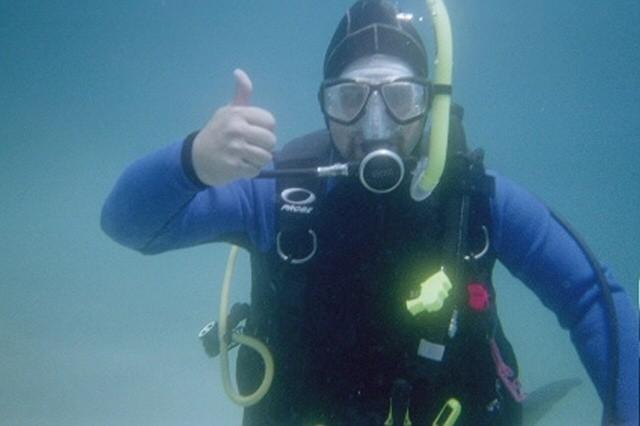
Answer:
top-left (323, 0), bottom-right (429, 79)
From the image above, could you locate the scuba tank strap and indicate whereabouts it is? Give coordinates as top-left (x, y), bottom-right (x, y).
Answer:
top-left (435, 147), bottom-right (526, 424)
top-left (442, 147), bottom-right (496, 272)
top-left (440, 147), bottom-right (499, 336)
top-left (438, 102), bottom-right (494, 293)
top-left (444, 147), bottom-right (527, 421)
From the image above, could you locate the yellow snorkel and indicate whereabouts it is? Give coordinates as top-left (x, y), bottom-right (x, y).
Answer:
top-left (411, 0), bottom-right (454, 201)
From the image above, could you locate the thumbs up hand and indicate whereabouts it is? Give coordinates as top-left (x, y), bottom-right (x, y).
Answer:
top-left (192, 69), bottom-right (277, 186)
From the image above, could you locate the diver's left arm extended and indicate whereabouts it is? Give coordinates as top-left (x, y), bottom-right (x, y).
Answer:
top-left (489, 172), bottom-right (638, 425)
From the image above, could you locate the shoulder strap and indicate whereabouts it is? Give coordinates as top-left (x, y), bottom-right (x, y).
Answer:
top-left (439, 103), bottom-right (495, 273)
top-left (273, 130), bottom-right (332, 265)
top-left (438, 106), bottom-right (497, 327)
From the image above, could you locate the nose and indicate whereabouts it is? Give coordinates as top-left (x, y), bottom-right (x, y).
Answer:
top-left (361, 91), bottom-right (394, 142)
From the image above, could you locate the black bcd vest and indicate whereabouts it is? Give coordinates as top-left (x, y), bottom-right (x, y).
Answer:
top-left (237, 106), bottom-right (523, 426)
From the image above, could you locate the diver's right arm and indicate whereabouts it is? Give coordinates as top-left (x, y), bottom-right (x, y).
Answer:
top-left (101, 69), bottom-right (277, 253)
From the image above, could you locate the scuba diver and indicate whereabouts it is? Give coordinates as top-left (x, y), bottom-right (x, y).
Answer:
top-left (101, 0), bottom-right (638, 424)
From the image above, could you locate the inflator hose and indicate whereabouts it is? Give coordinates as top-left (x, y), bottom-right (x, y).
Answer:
top-left (549, 211), bottom-right (619, 423)
top-left (219, 245), bottom-right (275, 406)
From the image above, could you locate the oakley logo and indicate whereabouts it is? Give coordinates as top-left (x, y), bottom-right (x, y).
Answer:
top-left (281, 188), bottom-right (316, 205)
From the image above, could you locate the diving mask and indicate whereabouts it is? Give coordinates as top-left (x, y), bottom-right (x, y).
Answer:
top-left (319, 77), bottom-right (430, 125)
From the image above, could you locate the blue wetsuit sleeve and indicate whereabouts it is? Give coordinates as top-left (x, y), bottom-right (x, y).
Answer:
top-left (100, 138), bottom-right (275, 254)
top-left (490, 172), bottom-right (639, 425)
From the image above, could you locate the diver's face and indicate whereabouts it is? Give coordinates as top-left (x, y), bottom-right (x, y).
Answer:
top-left (323, 54), bottom-right (427, 161)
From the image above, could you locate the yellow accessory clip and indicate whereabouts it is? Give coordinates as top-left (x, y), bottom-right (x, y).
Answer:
top-left (405, 269), bottom-right (453, 316)
top-left (432, 398), bottom-right (461, 426)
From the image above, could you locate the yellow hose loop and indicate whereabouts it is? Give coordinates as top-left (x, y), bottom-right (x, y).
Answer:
top-left (219, 245), bottom-right (275, 406)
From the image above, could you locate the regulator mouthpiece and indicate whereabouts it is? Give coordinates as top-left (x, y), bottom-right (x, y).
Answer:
top-left (256, 147), bottom-right (410, 194)
top-left (359, 148), bottom-right (405, 193)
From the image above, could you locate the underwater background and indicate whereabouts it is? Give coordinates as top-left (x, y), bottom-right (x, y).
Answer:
top-left (1, 0), bottom-right (638, 424)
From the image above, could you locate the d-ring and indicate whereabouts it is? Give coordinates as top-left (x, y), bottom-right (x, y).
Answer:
top-left (276, 230), bottom-right (317, 264)
top-left (464, 225), bottom-right (490, 262)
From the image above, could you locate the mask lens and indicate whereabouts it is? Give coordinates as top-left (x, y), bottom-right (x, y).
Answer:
top-left (381, 81), bottom-right (427, 122)
top-left (323, 82), bottom-right (369, 123)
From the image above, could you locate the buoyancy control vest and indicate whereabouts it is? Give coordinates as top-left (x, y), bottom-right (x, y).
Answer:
top-left (237, 106), bottom-right (524, 426)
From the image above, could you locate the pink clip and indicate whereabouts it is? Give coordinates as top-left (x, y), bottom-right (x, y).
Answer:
top-left (490, 338), bottom-right (527, 402)
top-left (467, 283), bottom-right (490, 312)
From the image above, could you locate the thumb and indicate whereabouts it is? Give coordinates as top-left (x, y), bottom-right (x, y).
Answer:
top-left (232, 68), bottom-right (252, 106)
